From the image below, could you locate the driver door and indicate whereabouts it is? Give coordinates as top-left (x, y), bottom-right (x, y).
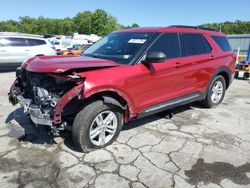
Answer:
top-left (127, 33), bottom-right (196, 112)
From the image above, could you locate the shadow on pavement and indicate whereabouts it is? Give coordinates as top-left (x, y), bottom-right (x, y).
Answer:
top-left (185, 158), bottom-right (250, 185)
top-left (4, 102), bottom-right (206, 151)
top-left (5, 107), bottom-right (55, 145)
top-left (0, 67), bottom-right (18, 73)
top-left (123, 102), bottom-right (204, 131)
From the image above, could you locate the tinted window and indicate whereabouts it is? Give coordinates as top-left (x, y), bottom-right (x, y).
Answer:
top-left (203, 38), bottom-right (212, 53)
top-left (8, 38), bottom-right (27, 47)
top-left (27, 39), bottom-right (46, 46)
top-left (83, 32), bottom-right (155, 64)
top-left (212, 36), bottom-right (231, 51)
top-left (180, 33), bottom-right (212, 56)
top-left (148, 33), bottom-right (181, 59)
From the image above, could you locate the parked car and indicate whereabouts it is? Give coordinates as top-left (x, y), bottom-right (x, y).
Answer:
top-left (9, 26), bottom-right (236, 152)
top-left (62, 44), bottom-right (91, 56)
top-left (51, 40), bottom-right (62, 51)
top-left (0, 34), bottom-right (56, 69)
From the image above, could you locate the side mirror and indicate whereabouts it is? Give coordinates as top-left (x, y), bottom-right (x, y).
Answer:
top-left (142, 51), bottom-right (166, 64)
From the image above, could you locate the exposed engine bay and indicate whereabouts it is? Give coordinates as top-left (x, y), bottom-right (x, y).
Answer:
top-left (22, 71), bottom-right (76, 105)
top-left (9, 67), bottom-right (84, 133)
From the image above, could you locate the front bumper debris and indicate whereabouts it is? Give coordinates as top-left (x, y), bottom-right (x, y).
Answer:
top-left (17, 96), bottom-right (53, 126)
top-left (8, 75), bottom-right (84, 127)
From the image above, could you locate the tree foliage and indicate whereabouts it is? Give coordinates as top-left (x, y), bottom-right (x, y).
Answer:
top-left (200, 20), bottom-right (250, 34)
top-left (1, 10), bottom-right (249, 36)
top-left (0, 9), bottom-right (138, 36)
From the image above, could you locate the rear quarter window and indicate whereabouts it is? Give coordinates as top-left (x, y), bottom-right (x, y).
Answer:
top-left (180, 33), bottom-right (212, 56)
top-left (8, 38), bottom-right (27, 47)
top-left (27, 39), bottom-right (46, 46)
top-left (212, 36), bottom-right (231, 51)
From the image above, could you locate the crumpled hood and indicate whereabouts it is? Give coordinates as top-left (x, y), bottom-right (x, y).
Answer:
top-left (25, 55), bottom-right (121, 73)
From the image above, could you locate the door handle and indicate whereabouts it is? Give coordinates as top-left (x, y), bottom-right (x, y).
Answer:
top-left (0, 50), bottom-right (6, 52)
top-left (25, 49), bottom-right (30, 51)
top-left (210, 55), bottom-right (215, 60)
top-left (173, 62), bottom-right (181, 68)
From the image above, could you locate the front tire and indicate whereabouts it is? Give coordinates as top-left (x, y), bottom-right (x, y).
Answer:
top-left (72, 100), bottom-right (123, 152)
top-left (202, 75), bottom-right (226, 108)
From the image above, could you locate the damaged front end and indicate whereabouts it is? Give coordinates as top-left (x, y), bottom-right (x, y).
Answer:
top-left (8, 67), bottom-right (84, 133)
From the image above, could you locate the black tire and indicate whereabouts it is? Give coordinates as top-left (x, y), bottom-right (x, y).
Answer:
top-left (244, 73), bottom-right (250, 79)
top-left (234, 71), bottom-right (239, 78)
top-left (72, 100), bottom-right (123, 152)
top-left (202, 75), bottom-right (226, 108)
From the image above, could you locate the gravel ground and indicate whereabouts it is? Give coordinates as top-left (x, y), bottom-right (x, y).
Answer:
top-left (0, 71), bottom-right (250, 188)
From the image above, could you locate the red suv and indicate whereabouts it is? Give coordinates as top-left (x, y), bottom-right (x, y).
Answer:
top-left (9, 26), bottom-right (236, 152)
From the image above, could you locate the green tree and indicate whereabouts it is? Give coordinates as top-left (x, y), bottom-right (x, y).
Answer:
top-left (91, 9), bottom-right (119, 36)
top-left (200, 20), bottom-right (250, 34)
top-left (73, 11), bottom-right (93, 35)
top-left (0, 9), bottom-right (139, 36)
top-left (126, 23), bottom-right (140, 28)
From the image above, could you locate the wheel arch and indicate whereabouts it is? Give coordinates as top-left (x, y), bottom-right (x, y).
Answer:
top-left (216, 69), bottom-right (231, 89)
top-left (211, 67), bottom-right (231, 89)
top-left (83, 89), bottom-right (136, 122)
top-left (204, 66), bottom-right (231, 99)
top-left (35, 54), bottom-right (45, 57)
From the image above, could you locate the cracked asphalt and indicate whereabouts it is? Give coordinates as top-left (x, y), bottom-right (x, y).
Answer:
top-left (0, 71), bottom-right (250, 188)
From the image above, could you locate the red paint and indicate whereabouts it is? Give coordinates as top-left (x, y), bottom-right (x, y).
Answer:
top-left (15, 27), bottom-right (235, 124)
top-left (53, 83), bottom-right (84, 124)
top-left (24, 55), bottom-right (121, 73)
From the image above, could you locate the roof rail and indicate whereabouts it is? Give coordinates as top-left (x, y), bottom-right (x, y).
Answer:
top-left (168, 25), bottom-right (217, 32)
top-left (0, 32), bottom-right (43, 38)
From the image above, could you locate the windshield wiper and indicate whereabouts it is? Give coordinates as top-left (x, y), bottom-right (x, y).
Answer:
top-left (83, 53), bottom-right (99, 58)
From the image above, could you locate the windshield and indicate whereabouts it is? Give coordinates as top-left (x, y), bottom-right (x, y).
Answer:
top-left (83, 32), bottom-right (155, 64)
top-left (72, 44), bottom-right (81, 50)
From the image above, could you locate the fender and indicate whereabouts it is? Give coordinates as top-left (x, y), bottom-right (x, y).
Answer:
top-left (83, 87), bottom-right (136, 118)
top-left (53, 83), bottom-right (84, 124)
top-left (101, 95), bottom-right (127, 110)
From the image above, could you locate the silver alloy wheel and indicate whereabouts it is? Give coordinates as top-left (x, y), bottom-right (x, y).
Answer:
top-left (211, 80), bottom-right (224, 104)
top-left (89, 110), bottom-right (118, 146)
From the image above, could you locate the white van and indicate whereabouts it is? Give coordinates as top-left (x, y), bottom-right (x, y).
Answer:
top-left (0, 34), bottom-right (57, 68)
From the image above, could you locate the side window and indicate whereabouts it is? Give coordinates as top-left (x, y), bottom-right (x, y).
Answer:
top-left (0, 38), bottom-right (11, 47)
top-left (8, 38), bottom-right (27, 47)
top-left (147, 33), bottom-right (181, 59)
top-left (180, 33), bottom-right (212, 56)
top-left (212, 36), bottom-right (231, 51)
top-left (203, 37), bottom-right (212, 54)
top-left (27, 39), bottom-right (46, 46)
top-left (0, 38), bottom-right (3, 47)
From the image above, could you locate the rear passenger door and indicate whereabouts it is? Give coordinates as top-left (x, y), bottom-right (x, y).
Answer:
top-left (7, 37), bottom-right (30, 63)
top-left (178, 33), bottom-right (213, 93)
top-left (26, 38), bottom-right (47, 57)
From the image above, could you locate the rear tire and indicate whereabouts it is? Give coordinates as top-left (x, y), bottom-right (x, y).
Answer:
top-left (202, 75), bottom-right (226, 108)
top-left (72, 100), bottom-right (123, 152)
top-left (234, 71), bottom-right (239, 78)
